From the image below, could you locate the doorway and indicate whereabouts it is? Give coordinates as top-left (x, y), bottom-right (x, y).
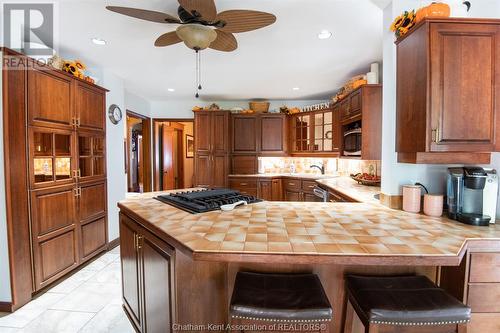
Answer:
top-left (126, 111), bottom-right (152, 193)
top-left (153, 119), bottom-right (194, 191)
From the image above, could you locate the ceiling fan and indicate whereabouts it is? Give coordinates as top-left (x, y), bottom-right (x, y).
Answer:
top-left (106, 0), bottom-right (277, 52)
top-left (107, 0), bottom-right (276, 97)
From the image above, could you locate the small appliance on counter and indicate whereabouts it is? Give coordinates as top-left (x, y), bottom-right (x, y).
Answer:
top-left (447, 167), bottom-right (498, 226)
top-left (155, 189), bottom-right (262, 214)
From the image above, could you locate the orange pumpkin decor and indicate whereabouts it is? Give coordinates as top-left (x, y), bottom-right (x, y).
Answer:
top-left (416, 2), bottom-right (451, 23)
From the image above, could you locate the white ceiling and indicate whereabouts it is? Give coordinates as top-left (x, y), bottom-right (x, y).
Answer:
top-left (56, 0), bottom-right (383, 101)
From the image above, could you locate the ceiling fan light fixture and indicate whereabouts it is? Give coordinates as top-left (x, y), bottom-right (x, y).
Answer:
top-left (176, 24), bottom-right (217, 50)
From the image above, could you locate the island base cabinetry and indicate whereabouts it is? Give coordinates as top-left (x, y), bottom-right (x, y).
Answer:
top-left (120, 213), bottom-right (175, 333)
top-left (120, 213), bottom-right (229, 333)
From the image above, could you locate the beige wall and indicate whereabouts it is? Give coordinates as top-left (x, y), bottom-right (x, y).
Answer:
top-left (181, 122), bottom-right (194, 188)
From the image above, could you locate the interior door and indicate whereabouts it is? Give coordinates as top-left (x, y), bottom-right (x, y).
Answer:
top-left (430, 23), bottom-right (499, 152)
top-left (162, 126), bottom-right (176, 190)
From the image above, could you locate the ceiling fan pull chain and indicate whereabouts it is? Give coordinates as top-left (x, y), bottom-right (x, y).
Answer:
top-left (198, 51), bottom-right (202, 90)
top-left (195, 50), bottom-right (200, 98)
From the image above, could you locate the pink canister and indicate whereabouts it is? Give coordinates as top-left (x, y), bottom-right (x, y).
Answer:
top-left (423, 194), bottom-right (444, 217)
top-left (402, 185), bottom-right (422, 213)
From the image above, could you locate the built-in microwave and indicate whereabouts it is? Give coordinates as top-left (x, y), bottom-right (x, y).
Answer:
top-left (343, 127), bottom-right (361, 156)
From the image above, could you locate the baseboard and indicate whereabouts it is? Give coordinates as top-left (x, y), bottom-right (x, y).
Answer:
top-left (107, 237), bottom-right (120, 251)
top-left (0, 301), bottom-right (13, 313)
top-left (379, 193), bottom-right (403, 210)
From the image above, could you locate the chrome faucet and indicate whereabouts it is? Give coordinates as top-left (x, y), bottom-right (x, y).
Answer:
top-left (310, 164), bottom-right (325, 175)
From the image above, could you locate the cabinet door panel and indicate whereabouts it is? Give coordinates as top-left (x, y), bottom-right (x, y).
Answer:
top-left (39, 230), bottom-right (77, 282)
top-left (261, 116), bottom-right (285, 153)
top-left (194, 112), bottom-right (211, 154)
top-left (285, 190), bottom-right (301, 202)
top-left (194, 154), bottom-right (212, 187)
top-left (231, 155), bottom-right (257, 174)
top-left (81, 218), bottom-right (106, 259)
top-left (212, 155), bottom-right (228, 188)
top-left (271, 179), bottom-right (283, 201)
top-left (258, 181), bottom-right (272, 200)
top-left (120, 216), bottom-right (141, 329)
top-left (430, 23), bottom-right (499, 151)
top-left (232, 116), bottom-right (257, 153)
top-left (79, 182), bottom-right (106, 222)
top-left (141, 235), bottom-right (175, 333)
top-left (31, 186), bottom-right (76, 236)
top-left (28, 69), bottom-right (73, 129)
top-left (76, 83), bottom-right (105, 131)
top-left (213, 112), bottom-right (229, 153)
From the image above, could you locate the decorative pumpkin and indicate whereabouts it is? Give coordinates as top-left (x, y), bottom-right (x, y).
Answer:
top-left (390, 10), bottom-right (416, 38)
top-left (416, 2), bottom-right (450, 23)
top-left (427, 2), bottom-right (450, 17)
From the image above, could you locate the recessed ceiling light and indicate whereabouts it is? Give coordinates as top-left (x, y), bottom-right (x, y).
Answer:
top-left (167, 88), bottom-right (175, 92)
top-left (91, 38), bottom-right (107, 45)
top-left (317, 30), bottom-right (332, 40)
top-left (292, 87), bottom-right (300, 91)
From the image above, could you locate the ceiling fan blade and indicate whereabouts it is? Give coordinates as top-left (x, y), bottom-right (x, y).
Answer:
top-left (209, 30), bottom-right (237, 52)
top-left (106, 6), bottom-right (180, 24)
top-left (178, 0), bottom-right (217, 22)
top-left (155, 31), bottom-right (182, 47)
top-left (216, 10), bottom-right (276, 33)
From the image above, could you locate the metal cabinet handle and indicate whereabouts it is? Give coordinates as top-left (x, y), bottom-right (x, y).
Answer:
top-left (78, 187), bottom-right (82, 196)
top-left (289, 182), bottom-right (295, 186)
top-left (73, 188), bottom-right (79, 197)
top-left (240, 182), bottom-right (248, 186)
top-left (137, 235), bottom-right (143, 249)
top-left (76, 117), bottom-right (81, 127)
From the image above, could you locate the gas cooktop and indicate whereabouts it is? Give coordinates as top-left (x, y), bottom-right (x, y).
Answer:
top-left (155, 189), bottom-right (262, 214)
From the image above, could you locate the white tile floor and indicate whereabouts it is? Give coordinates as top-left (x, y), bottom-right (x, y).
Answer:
top-left (0, 247), bottom-right (135, 333)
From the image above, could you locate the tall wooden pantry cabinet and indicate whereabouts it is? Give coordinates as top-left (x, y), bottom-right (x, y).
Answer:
top-left (2, 47), bottom-right (109, 310)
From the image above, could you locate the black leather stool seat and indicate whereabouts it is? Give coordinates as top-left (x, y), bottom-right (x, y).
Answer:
top-left (346, 275), bottom-right (471, 326)
top-left (230, 272), bottom-right (333, 322)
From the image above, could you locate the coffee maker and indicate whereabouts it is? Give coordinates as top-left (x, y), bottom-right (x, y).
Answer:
top-left (447, 167), bottom-right (498, 226)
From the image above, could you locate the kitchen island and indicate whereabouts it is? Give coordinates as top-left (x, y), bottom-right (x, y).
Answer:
top-left (118, 186), bottom-right (500, 333)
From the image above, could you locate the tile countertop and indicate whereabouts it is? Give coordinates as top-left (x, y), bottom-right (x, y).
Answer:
top-left (118, 189), bottom-right (500, 266)
top-left (228, 173), bottom-right (337, 180)
top-left (315, 177), bottom-right (381, 204)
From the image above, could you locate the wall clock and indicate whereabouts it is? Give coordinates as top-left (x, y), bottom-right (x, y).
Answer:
top-left (108, 104), bottom-right (123, 124)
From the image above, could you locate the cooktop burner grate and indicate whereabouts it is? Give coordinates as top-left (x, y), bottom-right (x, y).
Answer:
top-left (155, 189), bottom-right (262, 214)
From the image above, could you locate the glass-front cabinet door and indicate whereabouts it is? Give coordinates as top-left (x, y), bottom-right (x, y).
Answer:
top-left (78, 131), bottom-right (106, 181)
top-left (294, 114), bottom-right (311, 152)
top-left (30, 128), bottom-right (75, 188)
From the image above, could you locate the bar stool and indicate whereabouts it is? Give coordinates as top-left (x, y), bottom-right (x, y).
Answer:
top-left (230, 272), bottom-right (333, 332)
top-left (343, 275), bottom-right (471, 333)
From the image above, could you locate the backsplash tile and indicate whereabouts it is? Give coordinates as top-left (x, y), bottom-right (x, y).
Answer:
top-left (258, 157), bottom-right (381, 176)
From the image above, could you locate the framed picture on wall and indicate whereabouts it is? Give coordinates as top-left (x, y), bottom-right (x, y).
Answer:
top-left (186, 134), bottom-right (194, 158)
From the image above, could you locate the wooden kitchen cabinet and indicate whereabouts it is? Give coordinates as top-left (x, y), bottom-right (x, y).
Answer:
top-left (291, 108), bottom-right (340, 155)
top-left (396, 18), bottom-right (500, 164)
top-left (260, 114), bottom-right (287, 155)
top-left (120, 213), bottom-right (175, 333)
top-left (28, 66), bottom-right (73, 130)
top-left (194, 111), bottom-right (230, 187)
top-left (441, 250), bottom-right (500, 333)
top-left (258, 180), bottom-right (273, 200)
top-left (338, 85), bottom-right (382, 160)
top-left (232, 114), bottom-right (258, 153)
top-left (75, 81), bottom-right (106, 132)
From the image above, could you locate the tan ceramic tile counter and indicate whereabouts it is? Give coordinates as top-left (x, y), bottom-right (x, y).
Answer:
top-left (118, 192), bottom-right (500, 265)
top-left (315, 177), bottom-right (381, 204)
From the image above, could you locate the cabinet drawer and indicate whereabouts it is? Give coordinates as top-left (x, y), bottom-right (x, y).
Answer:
top-left (284, 179), bottom-right (301, 192)
top-left (468, 283), bottom-right (500, 312)
top-left (229, 178), bottom-right (257, 189)
top-left (469, 313), bottom-right (500, 333)
top-left (302, 180), bottom-right (318, 194)
top-left (470, 252), bottom-right (500, 283)
top-left (236, 188), bottom-right (258, 197)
